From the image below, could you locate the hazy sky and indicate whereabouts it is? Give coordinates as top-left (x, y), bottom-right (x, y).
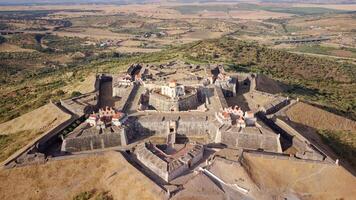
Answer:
top-left (0, 0), bottom-right (354, 5)
top-left (0, 0), bottom-right (140, 4)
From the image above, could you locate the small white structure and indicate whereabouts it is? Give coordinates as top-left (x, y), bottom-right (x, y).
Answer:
top-left (244, 111), bottom-right (257, 126)
top-left (237, 116), bottom-right (246, 128)
top-left (112, 113), bottom-right (127, 127)
top-left (161, 81), bottom-right (185, 99)
top-left (86, 114), bottom-right (98, 126)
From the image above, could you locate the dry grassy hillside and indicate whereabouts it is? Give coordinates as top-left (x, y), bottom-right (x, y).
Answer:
top-left (243, 153), bottom-right (356, 200)
top-left (286, 102), bottom-right (356, 132)
top-left (0, 103), bottom-right (71, 135)
top-left (0, 103), bottom-right (71, 162)
top-left (0, 151), bottom-right (165, 200)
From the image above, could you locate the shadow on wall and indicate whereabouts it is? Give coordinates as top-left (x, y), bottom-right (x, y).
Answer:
top-left (318, 129), bottom-right (356, 175)
top-left (128, 117), bottom-right (156, 143)
top-left (98, 75), bottom-right (114, 108)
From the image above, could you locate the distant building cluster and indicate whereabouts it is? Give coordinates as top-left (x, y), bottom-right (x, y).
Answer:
top-left (98, 39), bottom-right (123, 47)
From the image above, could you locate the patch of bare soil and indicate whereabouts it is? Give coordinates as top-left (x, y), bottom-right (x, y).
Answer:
top-left (331, 49), bottom-right (354, 58)
top-left (0, 151), bottom-right (165, 200)
top-left (243, 153), bottom-right (356, 199)
top-left (172, 173), bottom-right (225, 200)
top-left (209, 158), bottom-right (268, 199)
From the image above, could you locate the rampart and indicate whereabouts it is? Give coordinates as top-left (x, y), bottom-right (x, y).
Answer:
top-left (113, 84), bottom-right (139, 112)
top-left (149, 90), bottom-right (199, 111)
top-left (61, 131), bottom-right (124, 152)
top-left (241, 150), bottom-right (335, 166)
top-left (220, 131), bottom-right (281, 153)
top-left (135, 143), bottom-right (204, 182)
top-left (214, 86), bottom-right (228, 110)
top-left (133, 114), bottom-right (215, 138)
top-left (272, 117), bottom-right (332, 162)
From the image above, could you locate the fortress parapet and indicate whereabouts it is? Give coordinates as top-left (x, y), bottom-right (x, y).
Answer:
top-left (149, 81), bottom-right (200, 111)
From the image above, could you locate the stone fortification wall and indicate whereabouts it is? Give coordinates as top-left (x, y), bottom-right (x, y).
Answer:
top-left (189, 145), bottom-right (204, 166)
top-left (113, 84), bottom-right (139, 112)
top-left (135, 143), bottom-right (204, 182)
top-left (61, 132), bottom-right (123, 152)
top-left (134, 119), bottom-right (168, 136)
top-left (215, 77), bottom-right (237, 97)
top-left (260, 97), bottom-right (290, 115)
top-left (241, 150), bottom-right (335, 165)
top-left (168, 161), bottom-right (188, 181)
top-left (135, 144), bottom-right (169, 181)
top-left (293, 137), bottom-right (325, 161)
top-left (177, 120), bottom-right (210, 135)
top-left (273, 117), bottom-right (330, 162)
top-left (134, 116), bottom-right (216, 138)
top-left (149, 91), bottom-right (199, 111)
top-left (221, 132), bottom-right (281, 153)
top-left (214, 86), bottom-right (228, 110)
top-left (113, 85), bottom-right (134, 97)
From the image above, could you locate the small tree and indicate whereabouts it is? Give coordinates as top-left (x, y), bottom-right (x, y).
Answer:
top-left (71, 91), bottom-right (82, 98)
top-left (0, 36), bottom-right (6, 44)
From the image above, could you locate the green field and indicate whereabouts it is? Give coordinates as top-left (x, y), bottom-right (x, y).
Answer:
top-left (290, 45), bottom-right (356, 59)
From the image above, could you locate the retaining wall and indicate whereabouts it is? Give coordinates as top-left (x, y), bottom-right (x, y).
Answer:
top-left (62, 132), bottom-right (122, 152)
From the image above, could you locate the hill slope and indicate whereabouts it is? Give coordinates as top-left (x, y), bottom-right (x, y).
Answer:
top-left (243, 153), bottom-right (356, 199)
top-left (1, 37), bottom-right (355, 121)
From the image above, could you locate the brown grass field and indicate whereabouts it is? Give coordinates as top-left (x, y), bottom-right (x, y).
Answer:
top-left (62, 73), bottom-right (97, 94)
top-left (289, 14), bottom-right (356, 33)
top-left (0, 103), bottom-right (71, 135)
top-left (55, 28), bottom-right (131, 40)
top-left (0, 103), bottom-right (71, 162)
top-left (244, 153), bottom-right (356, 199)
top-left (0, 151), bottom-right (165, 200)
top-left (286, 102), bottom-right (356, 132)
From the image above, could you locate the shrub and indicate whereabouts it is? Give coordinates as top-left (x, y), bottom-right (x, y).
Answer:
top-left (0, 35), bottom-right (6, 44)
top-left (73, 190), bottom-right (95, 200)
top-left (71, 91), bottom-right (82, 98)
